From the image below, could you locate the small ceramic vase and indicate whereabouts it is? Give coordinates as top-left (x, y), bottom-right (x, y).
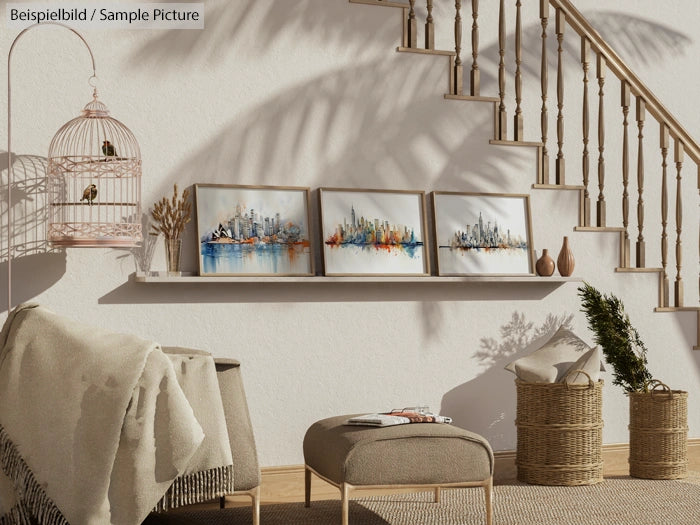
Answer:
top-left (535, 249), bottom-right (556, 277)
top-left (557, 236), bottom-right (575, 277)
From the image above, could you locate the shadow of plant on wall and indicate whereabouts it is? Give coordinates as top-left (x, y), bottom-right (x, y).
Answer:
top-left (128, 0), bottom-right (399, 66)
top-left (440, 311), bottom-right (575, 451)
top-left (140, 4), bottom-right (693, 197)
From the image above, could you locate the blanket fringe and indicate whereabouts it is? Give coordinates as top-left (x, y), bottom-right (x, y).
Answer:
top-left (0, 425), bottom-right (68, 525)
top-left (153, 464), bottom-right (234, 513)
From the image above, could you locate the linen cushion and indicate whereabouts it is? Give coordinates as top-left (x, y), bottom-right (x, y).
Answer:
top-left (504, 326), bottom-right (594, 383)
top-left (562, 346), bottom-right (602, 384)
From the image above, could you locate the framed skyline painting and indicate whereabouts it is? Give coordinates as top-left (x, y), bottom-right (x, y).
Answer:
top-left (431, 192), bottom-right (535, 276)
top-left (319, 187), bottom-right (429, 276)
top-left (195, 184), bottom-right (313, 276)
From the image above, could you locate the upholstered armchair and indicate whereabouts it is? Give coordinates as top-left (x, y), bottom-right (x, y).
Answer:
top-left (214, 358), bottom-right (261, 525)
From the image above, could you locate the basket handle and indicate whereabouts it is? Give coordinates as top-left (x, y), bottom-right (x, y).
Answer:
top-left (648, 379), bottom-right (672, 398)
top-left (563, 368), bottom-right (594, 389)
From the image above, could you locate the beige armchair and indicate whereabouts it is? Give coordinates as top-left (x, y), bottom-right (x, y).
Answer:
top-left (159, 348), bottom-right (261, 524)
top-left (214, 358), bottom-right (261, 525)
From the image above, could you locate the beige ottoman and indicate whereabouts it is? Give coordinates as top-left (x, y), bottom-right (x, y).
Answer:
top-left (303, 415), bottom-right (494, 525)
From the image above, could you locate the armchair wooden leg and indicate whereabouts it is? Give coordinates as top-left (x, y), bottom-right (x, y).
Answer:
top-left (483, 477), bottom-right (493, 525)
top-left (434, 487), bottom-right (440, 503)
top-left (305, 465), bottom-right (312, 507)
top-left (219, 495), bottom-right (226, 509)
top-left (251, 486), bottom-right (260, 525)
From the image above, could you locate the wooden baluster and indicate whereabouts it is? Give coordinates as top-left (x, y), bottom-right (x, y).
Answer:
top-left (470, 0), bottom-right (480, 96)
top-left (555, 9), bottom-right (565, 183)
top-left (408, 0), bottom-right (417, 48)
top-left (674, 140), bottom-right (684, 307)
top-left (596, 54), bottom-right (606, 226)
top-left (581, 37), bottom-right (591, 225)
top-left (660, 124), bottom-right (670, 307)
top-left (635, 98), bottom-right (646, 268)
top-left (497, 0), bottom-right (507, 139)
top-left (514, 0), bottom-right (523, 141)
top-left (539, 0), bottom-right (549, 184)
top-left (453, 0), bottom-right (463, 95)
top-left (621, 82), bottom-right (631, 266)
top-left (425, 0), bottom-right (434, 50)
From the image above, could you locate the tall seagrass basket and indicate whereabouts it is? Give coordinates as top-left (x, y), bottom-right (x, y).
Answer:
top-left (629, 382), bottom-right (688, 479)
top-left (515, 370), bottom-right (603, 486)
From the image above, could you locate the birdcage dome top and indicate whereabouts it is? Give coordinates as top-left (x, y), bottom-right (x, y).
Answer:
top-left (48, 92), bottom-right (141, 161)
top-left (81, 96), bottom-right (110, 118)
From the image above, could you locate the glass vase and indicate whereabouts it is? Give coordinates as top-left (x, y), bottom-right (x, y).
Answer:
top-left (165, 237), bottom-right (182, 276)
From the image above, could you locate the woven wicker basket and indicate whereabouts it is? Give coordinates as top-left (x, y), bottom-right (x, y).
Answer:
top-left (629, 381), bottom-right (688, 479)
top-left (515, 370), bottom-right (603, 486)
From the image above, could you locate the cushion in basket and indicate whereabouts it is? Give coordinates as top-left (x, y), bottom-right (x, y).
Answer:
top-left (561, 346), bottom-right (602, 384)
top-left (504, 326), bottom-right (596, 383)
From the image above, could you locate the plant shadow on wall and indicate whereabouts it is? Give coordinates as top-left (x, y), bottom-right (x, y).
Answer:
top-left (128, 0), bottom-right (400, 66)
top-left (131, 3), bottom-right (692, 198)
top-left (0, 152), bottom-right (66, 310)
top-left (440, 311), bottom-right (574, 451)
top-left (108, 6), bottom-right (691, 301)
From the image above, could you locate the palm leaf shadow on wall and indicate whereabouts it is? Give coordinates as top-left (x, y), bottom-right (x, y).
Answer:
top-left (440, 312), bottom-right (574, 450)
top-left (144, 10), bottom-right (691, 198)
top-left (121, 7), bottom-right (690, 301)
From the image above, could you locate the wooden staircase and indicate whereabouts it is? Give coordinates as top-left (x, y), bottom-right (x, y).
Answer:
top-left (349, 0), bottom-right (700, 349)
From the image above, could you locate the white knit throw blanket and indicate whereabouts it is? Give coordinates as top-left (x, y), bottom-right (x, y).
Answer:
top-left (0, 304), bottom-right (233, 525)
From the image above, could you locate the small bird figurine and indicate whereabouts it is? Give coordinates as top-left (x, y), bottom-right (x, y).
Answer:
top-left (81, 184), bottom-right (97, 205)
top-left (102, 140), bottom-right (117, 157)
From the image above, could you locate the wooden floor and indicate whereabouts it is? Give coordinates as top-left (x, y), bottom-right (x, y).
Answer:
top-left (212, 440), bottom-right (700, 509)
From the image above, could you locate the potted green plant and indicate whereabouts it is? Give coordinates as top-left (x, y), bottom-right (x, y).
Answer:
top-left (577, 282), bottom-right (688, 479)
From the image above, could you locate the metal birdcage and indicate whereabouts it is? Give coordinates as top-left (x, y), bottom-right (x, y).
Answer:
top-left (47, 90), bottom-right (142, 247)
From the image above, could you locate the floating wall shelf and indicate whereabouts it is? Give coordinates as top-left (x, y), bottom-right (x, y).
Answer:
top-left (134, 272), bottom-right (582, 284)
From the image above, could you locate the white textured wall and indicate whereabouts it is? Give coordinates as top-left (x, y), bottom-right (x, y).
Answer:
top-left (1, 0), bottom-right (699, 467)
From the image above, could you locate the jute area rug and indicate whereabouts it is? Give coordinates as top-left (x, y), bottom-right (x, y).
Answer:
top-left (144, 475), bottom-right (700, 525)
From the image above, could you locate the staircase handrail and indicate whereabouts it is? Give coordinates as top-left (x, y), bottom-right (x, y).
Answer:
top-left (550, 0), bottom-right (700, 164)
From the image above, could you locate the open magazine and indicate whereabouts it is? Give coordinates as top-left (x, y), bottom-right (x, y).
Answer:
top-left (345, 407), bottom-right (453, 427)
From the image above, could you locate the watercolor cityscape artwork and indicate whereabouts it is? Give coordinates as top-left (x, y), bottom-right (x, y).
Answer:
top-left (195, 184), bottom-right (313, 276)
top-left (432, 192), bottom-right (534, 275)
top-left (320, 188), bottom-right (428, 275)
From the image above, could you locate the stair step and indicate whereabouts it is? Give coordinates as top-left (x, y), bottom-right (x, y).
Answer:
top-left (397, 47), bottom-right (456, 57)
top-left (349, 0), bottom-right (407, 8)
top-left (574, 226), bottom-right (625, 232)
top-left (489, 140), bottom-right (544, 148)
top-left (615, 267), bottom-right (663, 273)
top-left (444, 94), bottom-right (500, 103)
top-left (532, 184), bottom-right (585, 190)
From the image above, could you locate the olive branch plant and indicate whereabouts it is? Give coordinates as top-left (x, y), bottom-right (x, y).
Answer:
top-left (149, 184), bottom-right (192, 240)
top-left (577, 282), bottom-right (654, 393)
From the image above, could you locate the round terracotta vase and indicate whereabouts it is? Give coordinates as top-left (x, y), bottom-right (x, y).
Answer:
top-left (536, 249), bottom-right (555, 277)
